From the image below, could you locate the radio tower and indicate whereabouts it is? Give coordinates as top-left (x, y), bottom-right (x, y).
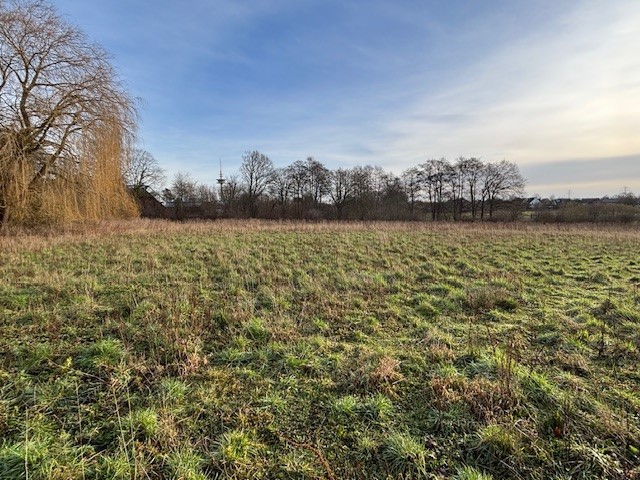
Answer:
top-left (217, 159), bottom-right (225, 191)
top-left (217, 159), bottom-right (226, 212)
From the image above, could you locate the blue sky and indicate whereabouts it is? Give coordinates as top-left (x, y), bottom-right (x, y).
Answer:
top-left (52, 0), bottom-right (640, 197)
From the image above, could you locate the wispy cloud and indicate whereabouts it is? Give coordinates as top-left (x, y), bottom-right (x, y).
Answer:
top-left (374, 0), bottom-right (640, 170)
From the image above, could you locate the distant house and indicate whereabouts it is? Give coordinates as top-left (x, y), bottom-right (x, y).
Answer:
top-left (549, 198), bottom-right (571, 209)
top-left (129, 186), bottom-right (169, 218)
top-left (167, 200), bottom-right (218, 220)
top-left (526, 197), bottom-right (542, 209)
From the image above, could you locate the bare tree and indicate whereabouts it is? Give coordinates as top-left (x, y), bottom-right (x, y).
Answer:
top-left (161, 188), bottom-right (175, 203)
top-left (370, 166), bottom-right (391, 213)
top-left (171, 172), bottom-right (198, 202)
top-left (449, 159), bottom-right (466, 220)
top-left (329, 168), bottom-right (355, 219)
top-left (220, 174), bottom-right (241, 216)
top-left (0, 0), bottom-right (136, 229)
top-left (456, 157), bottom-right (484, 219)
top-left (351, 166), bottom-right (375, 220)
top-left (419, 158), bottom-right (452, 221)
top-left (170, 171), bottom-right (202, 220)
top-left (285, 160), bottom-right (309, 218)
top-left (401, 167), bottom-right (422, 218)
top-left (481, 160), bottom-right (526, 218)
top-left (380, 174), bottom-right (407, 220)
top-left (239, 150), bottom-right (275, 217)
top-left (123, 148), bottom-right (165, 194)
top-left (269, 167), bottom-right (292, 217)
top-left (165, 172), bottom-right (216, 219)
top-left (195, 183), bottom-right (217, 203)
top-left (286, 160), bottom-right (308, 201)
top-left (305, 156), bottom-right (331, 206)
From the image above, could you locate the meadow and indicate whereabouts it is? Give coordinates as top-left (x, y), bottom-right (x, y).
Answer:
top-left (1, 220), bottom-right (639, 479)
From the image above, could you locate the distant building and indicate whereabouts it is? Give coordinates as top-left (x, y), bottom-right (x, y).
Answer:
top-left (526, 197), bottom-right (542, 209)
top-left (129, 186), bottom-right (169, 218)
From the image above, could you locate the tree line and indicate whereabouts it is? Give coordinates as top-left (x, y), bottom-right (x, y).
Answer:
top-left (153, 152), bottom-right (526, 221)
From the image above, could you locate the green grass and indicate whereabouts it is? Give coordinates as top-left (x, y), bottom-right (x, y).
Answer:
top-left (1, 220), bottom-right (640, 478)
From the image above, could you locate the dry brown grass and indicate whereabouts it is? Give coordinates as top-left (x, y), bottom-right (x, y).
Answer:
top-left (429, 375), bottom-right (517, 421)
top-left (369, 355), bottom-right (405, 387)
top-left (2, 217), bottom-right (638, 255)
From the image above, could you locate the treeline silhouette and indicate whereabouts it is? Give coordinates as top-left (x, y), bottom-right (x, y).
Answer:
top-left (159, 152), bottom-right (526, 221)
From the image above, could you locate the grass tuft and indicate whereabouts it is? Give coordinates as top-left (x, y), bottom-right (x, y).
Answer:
top-left (125, 408), bottom-right (160, 440)
top-left (455, 465), bottom-right (494, 480)
top-left (382, 432), bottom-right (431, 476)
top-left (78, 338), bottom-right (126, 371)
top-left (166, 447), bottom-right (206, 480)
top-left (214, 429), bottom-right (262, 471)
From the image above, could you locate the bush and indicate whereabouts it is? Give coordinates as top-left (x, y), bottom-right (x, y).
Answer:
top-left (534, 203), bottom-right (639, 223)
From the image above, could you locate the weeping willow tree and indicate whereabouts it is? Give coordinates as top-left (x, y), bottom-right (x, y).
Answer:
top-left (0, 0), bottom-right (138, 231)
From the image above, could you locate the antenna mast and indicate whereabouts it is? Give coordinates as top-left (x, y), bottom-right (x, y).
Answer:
top-left (217, 159), bottom-right (225, 187)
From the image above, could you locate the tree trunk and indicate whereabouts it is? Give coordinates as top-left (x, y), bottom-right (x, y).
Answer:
top-left (470, 188), bottom-right (476, 219)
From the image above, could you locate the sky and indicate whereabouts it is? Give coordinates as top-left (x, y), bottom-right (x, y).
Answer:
top-left (51, 0), bottom-right (640, 198)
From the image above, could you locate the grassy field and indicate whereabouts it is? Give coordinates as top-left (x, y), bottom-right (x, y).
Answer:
top-left (1, 220), bottom-right (639, 479)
